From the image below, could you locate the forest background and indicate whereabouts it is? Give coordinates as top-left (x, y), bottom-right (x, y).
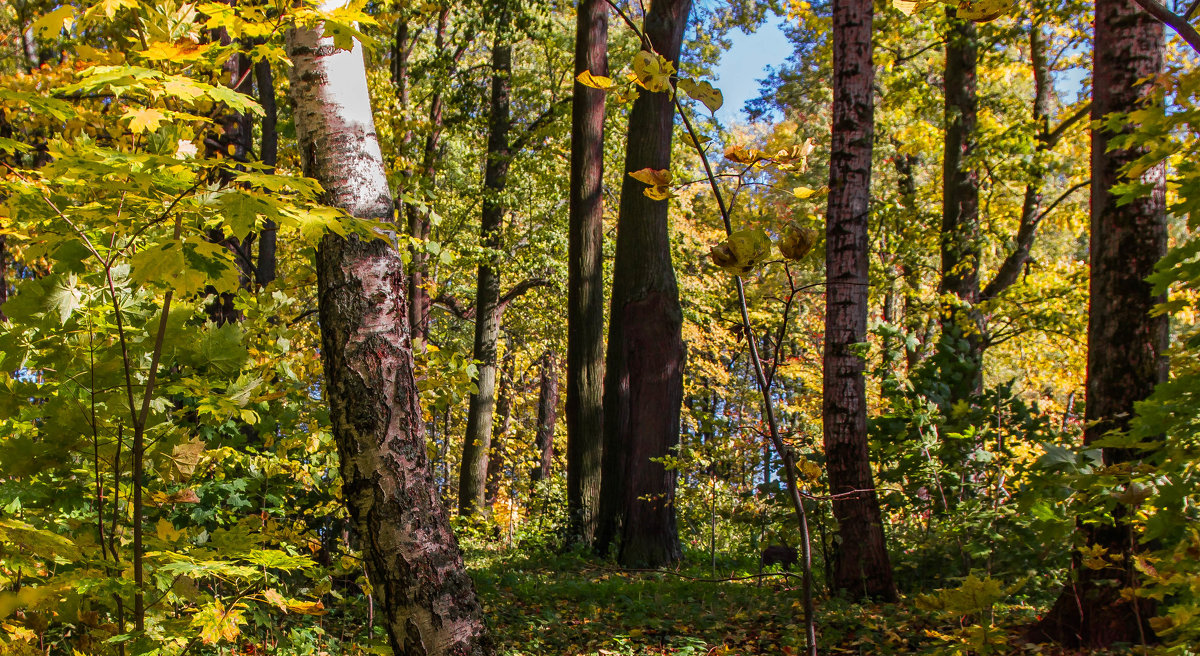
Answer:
top-left (0, 0), bottom-right (1199, 654)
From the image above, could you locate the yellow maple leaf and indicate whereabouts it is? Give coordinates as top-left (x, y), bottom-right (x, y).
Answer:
top-left (123, 107), bottom-right (167, 133)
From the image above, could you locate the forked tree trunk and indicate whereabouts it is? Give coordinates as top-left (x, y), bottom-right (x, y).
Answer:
top-left (1031, 0), bottom-right (1165, 646)
top-left (823, 0), bottom-right (897, 602)
top-left (566, 0), bottom-right (608, 547)
top-left (460, 25), bottom-right (512, 517)
top-left (595, 0), bottom-right (690, 568)
top-left (287, 16), bottom-right (492, 656)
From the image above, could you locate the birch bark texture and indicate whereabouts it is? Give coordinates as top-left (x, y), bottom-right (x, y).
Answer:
top-left (286, 16), bottom-right (493, 656)
top-left (822, 0), bottom-right (897, 601)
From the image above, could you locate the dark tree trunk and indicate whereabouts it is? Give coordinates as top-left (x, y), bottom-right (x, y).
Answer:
top-left (1031, 0), bottom-right (1165, 647)
top-left (407, 9), bottom-right (453, 342)
top-left (533, 351), bottom-right (559, 483)
top-left (822, 0), bottom-right (897, 602)
top-left (938, 11), bottom-right (983, 401)
top-left (595, 0), bottom-right (690, 568)
top-left (485, 344), bottom-right (516, 512)
top-left (287, 18), bottom-right (492, 655)
top-left (459, 29), bottom-right (512, 517)
top-left (254, 56), bottom-right (279, 287)
top-left (566, 0), bottom-right (608, 547)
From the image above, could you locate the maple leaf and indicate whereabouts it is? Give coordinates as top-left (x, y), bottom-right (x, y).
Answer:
top-left (123, 107), bottom-right (167, 133)
top-left (677, 78), bottom-right (724, 113)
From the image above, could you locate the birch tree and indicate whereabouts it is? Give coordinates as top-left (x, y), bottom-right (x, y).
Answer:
top-left (286, 10), bottom-right (493, 655)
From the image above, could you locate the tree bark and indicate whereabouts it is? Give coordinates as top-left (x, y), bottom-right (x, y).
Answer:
top-left (566, 0), bottom-right (608, 547)
top-left (254, 56), bottom-right (279, 286)
top-left (595, 0), bottom-right (690, 568)
top-left (1031, 0), bottom-right (1165, 646)
top-left (407, 9), bottom-right (455, 342)
top-left (533, 351), bottom-right (559, 483)
top-left (459, 27), bottom-right (512, 517)
top-left (286, 16), bottom-right (493, 655)
top-left (485, 343), bottom-right (516, 512)
top-left (823, 0), bottom-right (897, 602)
top-left (938, 10), bottom-right (983, 401)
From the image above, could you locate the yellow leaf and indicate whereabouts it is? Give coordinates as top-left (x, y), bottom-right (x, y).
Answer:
top-left (724, 145), bottom-right (765, 165)
top-left (262, 588), bottom-right (288, 611)
top-left (643, 185), bottom-right (674, 201)
top-left (956, 0), bottom-right (1012, 21)
top-left (576, 70), bottom-right (614, 90)
top-left (792, 186), bottom-right (828, 199)
top-left (285, 600), bottom-right (326, 615)
top-left (677, 77), bottom-right (724, 113)
top-left (193, 600), bottom-right (244, 645)
top-left (32, 6), bottom-right (75, 39)
top-left (123, 107), bottom-right (167, 133)
top-left (631, 50), bottom-right (674, 93)
top-left (892, 0), bottom-right (934, 15)
top-left (629, 168), bottom-right (672, 187)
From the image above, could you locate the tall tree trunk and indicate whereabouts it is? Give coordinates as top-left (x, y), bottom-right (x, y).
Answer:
top-left (938, 11), bottom-right (983, 401)
top-left (823, 0), bottom-right (897, 602)
top-left (533, 351), bottom-right (559, 483)
top-left (1031, 0), bottom-right (1165, 646)
top-left (407, 9), bottom-right (454, 342)
top-left (459, 27), bottom-right (512, 517)
top-left (566, 0), bottom-right (608, 547)
top-left (595, 0), bottom-right (690, 568)
top-left (286, 16), bottom-right (493, 655)
top-left (254, 56), bottom-right (279, 286)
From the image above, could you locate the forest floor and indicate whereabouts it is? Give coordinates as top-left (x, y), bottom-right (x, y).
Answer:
top-left (469, 549), bottom-right (1139, 656)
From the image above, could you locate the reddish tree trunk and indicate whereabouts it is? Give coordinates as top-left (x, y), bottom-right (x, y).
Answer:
top-left (822, 0), bottom-right (897, 602)
top-left (533, 351), bottom-right (559, 483)
top-left (595, 0), bottom-right (691, 568)
top-left (566, 0), bottom-right (608, 547)
top-left (1032, 0), bottom-right (1165, 647)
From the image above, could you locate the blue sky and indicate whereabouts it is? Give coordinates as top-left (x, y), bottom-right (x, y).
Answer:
top-left (710, 18), bottom-right (791, 124)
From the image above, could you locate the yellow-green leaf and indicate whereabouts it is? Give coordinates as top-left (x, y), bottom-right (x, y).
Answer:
top-left (792, 185), bottom-right (829, 199)
top-left (32, 6), bottom-right (74, 39)
top-left (631, 50), bottom-right (674, 93)
top-left (123, 107), bottom-right (167, 133)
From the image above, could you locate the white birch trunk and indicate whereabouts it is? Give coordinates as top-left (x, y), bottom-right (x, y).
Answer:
top-left (287, 12), bottom-right (494, 656)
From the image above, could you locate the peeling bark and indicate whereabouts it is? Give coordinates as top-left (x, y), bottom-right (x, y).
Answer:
top-left (287, 17), bottom-right (492, 655)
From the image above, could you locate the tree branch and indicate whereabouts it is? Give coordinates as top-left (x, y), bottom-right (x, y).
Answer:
top-left (1129, 0), bottom-right (1200, 52)
top-left (510, 97), bottom-right (573, 153)
top-left (435, 277), bottom-right (551, 321)
top-left (1044, 103), bottom-right (1092, 148)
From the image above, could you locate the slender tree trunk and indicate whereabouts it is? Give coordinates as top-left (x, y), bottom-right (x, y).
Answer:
top-left (254, 56), bottom-right (279, 286)
top-left (485, 343), bottom-right (516, 512)
top-left (286, 17), bottom-right (492, 655)
top-left (533, 351), bottom-right (559, 483)
top-left (938, 11), bottom-right (983, 400)
top-left (1032, 0), bottom-right (1165, 646)
top-left (567, 0), bottom-right (608, 547)
top-left (823, 0), bottom-right (897, 602)
top-left (595, 0), bottom-right (690, 568)
top-left (459, 28), bottom-right (512, 517)
top-left (407, 9), bottom-right (453, 342)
